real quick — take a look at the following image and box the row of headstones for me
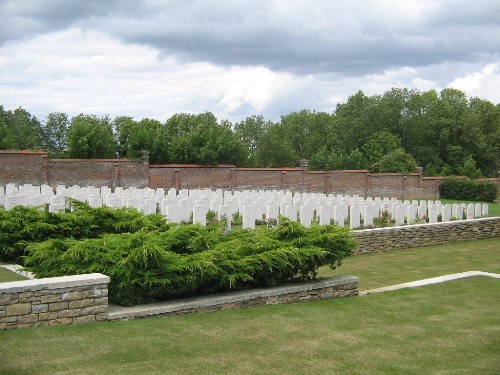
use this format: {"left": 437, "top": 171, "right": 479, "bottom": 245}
{"left": 0, "top": 184, "right": 489, "bottom": 230}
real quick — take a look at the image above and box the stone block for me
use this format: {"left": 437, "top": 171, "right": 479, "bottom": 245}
{"left": 94, "top": 297, "right": 108, "bottom": 306}
{"left": 68, "top": 298, "right": 95, "bottom": 309}
{"left": 82, "top": 288, "right": 107, "bottom": 299}
{"left": 6, "top": 303, "right": 31, "bottom": 316}
{"left": 73, "top": 315, "right": 96, "bottom": 324}
{"left": 19, "top": 295, "right": 42, "bottom": 303}
{"left": 40, "top": 294, "right": 62, "bottom": 304}
{"left": 96, "top": 313, "right": 108, "bottom": 321}
{"left": 39, "top": 311, "right": 59, "bottom": 321}
{"left": 18, "top": 314, "right": 39, "bottom": 324}
{"left": 48, "top": 318, "right": 72, "bottom": 326}
{"left": 31, "top": 304, "right": 49, "bottom": 313}
{"left": 48, "top": 302, "right": 68, "bottom": 311}
{"left": 0, "top": 316, "right": 18, "bottom": 323}
{"left": 0, "top": 294, "right": 18, "bottom": 305}
{"left": 61, "top": 291, "right": 83, "bottom": 301}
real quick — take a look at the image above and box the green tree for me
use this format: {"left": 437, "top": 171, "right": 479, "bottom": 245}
{"left": 42, "top": 112, "right": 69, "bottom": 157}
{"left": 67, "top": 114, "right": 116, "bottom": 158}
{"left": 5, "top": 107, "right": 43, "bottom": 150}
{"left": 362, "top": 131, "right": 402, "bottom": 168}
{"left": 371, "top": 148, "right": 418, "bottom": 174}
{"left": 0, "top": 106, "right": 15, "bottom": 149}
{"left": 257, "top": 123, "right": 298, "bottom": 168}
{"left": 234, "top": 115, "right": 271, "bottom": 167}
{"left": 113, "top": 116, "right": 136, "bottom": 159}
{"left": 163, "top": 112, "right": 247, "bottom": 165}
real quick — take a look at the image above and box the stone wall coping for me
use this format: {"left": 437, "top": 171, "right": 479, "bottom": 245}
{"left": 108, "top": 275, "right": 358, "bottom": 320}
{"left": 353, "top": 217, "right": 500, "bottom": 234}
{"left": 0, "top": 273, "right": 110, "bottom": 294}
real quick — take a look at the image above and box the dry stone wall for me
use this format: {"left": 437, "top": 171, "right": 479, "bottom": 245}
{"left": 0, "top": 273, "right": 109, "bottom": 330}
{"left": 353, "top": 217, "right": 500, "bottom": 253}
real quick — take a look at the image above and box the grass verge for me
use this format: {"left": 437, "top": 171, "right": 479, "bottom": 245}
{"left": 0, "top": 267, "right": 27, "bottom": 283}
{"left": 1, "top": 277, "right": 498, "bottom": 375}
{"left": 319, "top": 238, "right": 500, "bottom": 290}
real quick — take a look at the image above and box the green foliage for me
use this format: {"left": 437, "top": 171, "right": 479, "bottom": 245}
{"left": 0, "top": 201, "right": 171, "bottom": 263}
{"left": 371, "top": 148, "right": 418, "bottom": 174}
{"left": 42, "top": 112, "right": 69, "bottom": 157}
{"left": 439, "top": 178, "right": 497, "bottom": 202}
{"left": 67, "top": 114, "right": 116, "bottom": 158}
{"left": 4, "top": 85, "right": 500, "bottom": 176}
{"left": 23, "top": 217, "right": 356, "bottom": 306}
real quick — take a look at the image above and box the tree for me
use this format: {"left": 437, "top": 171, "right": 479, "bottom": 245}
{"left": 67, "top": 114, "right": 116, "bottom": 158}
{"left": 371, "top": 148, "right": 418, "bottom": 174}
{"left": 234, "top": 115, "right": 271, "bottom": 167}
{"left": 257, "top": 123, "right": 298, "bottom": 167}
{"left": 113, "top": 116, "right": 136, "bottom": 159}
{"left": 0, "top": 106, "right": 15, "bottom": 149}
{"left": 5, "top": 107, "right": 43, "bottom": 150}
{"left": 42, "top": 112, "right": 69, "bottom": 157}
{"left": 163, "top": 112, "right": 247, "bottom": 165}
{"left": 361, "top": 131, "right": 402, "bottom": 169}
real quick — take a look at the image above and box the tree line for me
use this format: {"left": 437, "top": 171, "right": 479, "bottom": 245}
{"left": 1, "top": 87, "right": 499, "bottom": 177}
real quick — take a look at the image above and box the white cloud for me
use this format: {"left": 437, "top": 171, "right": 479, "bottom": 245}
{"left": 0, "top": 1, "right": 499, "bottom": 124}
{"left": 0, "top": 28, "right": 300, "bottom": 122}
{"left": 449, "top": 64, "right": 500, "bottom": 101}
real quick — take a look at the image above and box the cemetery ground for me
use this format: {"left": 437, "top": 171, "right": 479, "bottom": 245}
{"left": 1, "top": 238, "right": 499, "bottom": 374}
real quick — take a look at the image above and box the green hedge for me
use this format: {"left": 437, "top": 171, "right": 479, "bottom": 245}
{"left": 0, "top": 200, "right": 171, "bottom": 263}
{"left": 439, "top": 178, "right": 497, "bottom": 202}
{"left": 23, "top": 218, "right": 356, "bottom": 306}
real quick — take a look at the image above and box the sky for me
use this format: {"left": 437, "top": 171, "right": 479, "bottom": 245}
{"left": 1, "top": 0, "right": 499, "bottom": 124}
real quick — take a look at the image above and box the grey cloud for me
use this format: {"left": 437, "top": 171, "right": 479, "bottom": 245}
{"left": 0, "top": 0, "right": 120, "bottom": 44}
{"left": 2, "top": 0, "right": 499, "bottom": 78}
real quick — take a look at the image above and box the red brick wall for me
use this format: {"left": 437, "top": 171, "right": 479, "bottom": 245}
{"left": 150, "top": 165, "right": 233, "bottom": 190}
{"left": 0, "top": 151, "right": 148, "bottom": 188}
{"left": 328, "top": 171, "right": 369, "bottom": 196}
{"left": 0, "top": 151, "right": 47, "bottom": 185}
{"left": 48, "top": 159, "right": 148, "bottom": 188}
{"left": 7, "top": 151, "right": 491, "bottom": 199}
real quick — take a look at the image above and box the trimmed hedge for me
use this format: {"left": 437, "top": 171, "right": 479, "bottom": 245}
{"left": 0, "top": 200, "right": 171, "bottom": 263}
{"left": 439, "top": 178, "right": 497, "bottom": 202}
{"left": 23, "top": 218, "right": 356, "bottom": 306}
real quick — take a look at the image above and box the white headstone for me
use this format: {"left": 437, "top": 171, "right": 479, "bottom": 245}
{"left": 193, "top": 205, "right": 207, "bottom": 226}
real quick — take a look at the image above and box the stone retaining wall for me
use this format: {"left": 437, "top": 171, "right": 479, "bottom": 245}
{"left": 107, "top": 275, "right": 359, "bottom": 321}
{"left": 353, "top": 217, "right": 500, "bottom": 253}
{"left": 0, "top": 273, "right": 109, "bottom": 330}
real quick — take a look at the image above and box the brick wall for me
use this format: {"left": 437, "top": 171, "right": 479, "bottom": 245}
{"left": 0, "top": 151, "right": 148, "bottom": 188}
{"left": 48, "top": 159, "right": 148, "bottom": 188}
{"left": 352, "top": 217, "right": 500, "bottom": 253}
{"left": 0, "top": 151, "right": 48, "bottom": 185}
{"left": 0, "top": 273, "right": 109, "bottom": 330}
{"left": 2, "top": 151, "right": 499, "bottom": 198}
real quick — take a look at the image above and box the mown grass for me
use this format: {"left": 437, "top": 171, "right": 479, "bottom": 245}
{"left": 0, "top": 267, "right": 27, "bottom": 283}
{"left": 1, "top": 277, "right": 498, "bottom": 374}
{"left": 319, "top": 237, "right": 500, "bottom": 290}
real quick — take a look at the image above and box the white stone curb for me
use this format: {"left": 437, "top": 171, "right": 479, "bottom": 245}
{"left": 360, "top": 271, "right": 500, "bottom": 296}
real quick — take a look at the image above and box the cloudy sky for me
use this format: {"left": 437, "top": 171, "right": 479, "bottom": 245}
{"left": 1, "top": 0, "right": 499, "bottom": 123}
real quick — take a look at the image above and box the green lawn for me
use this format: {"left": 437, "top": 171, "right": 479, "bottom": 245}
{"left": 1, "top": 238, "right": 499, "bottom": 374}
{"left": 0, "top": 267, "right": 27, "bottom": 283}
{"left": 1, "top": 277, "right": 498, "bottom": 374}
{"left": 319, "top": 238, "right": 500, "bottom": 290}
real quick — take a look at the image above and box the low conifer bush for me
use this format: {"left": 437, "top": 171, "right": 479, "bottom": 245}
{"left": 0, "top": 200, "right": 171, "bottom": 263}
{"left": 23, "top": 217, "right": 356, "bottom": 306}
